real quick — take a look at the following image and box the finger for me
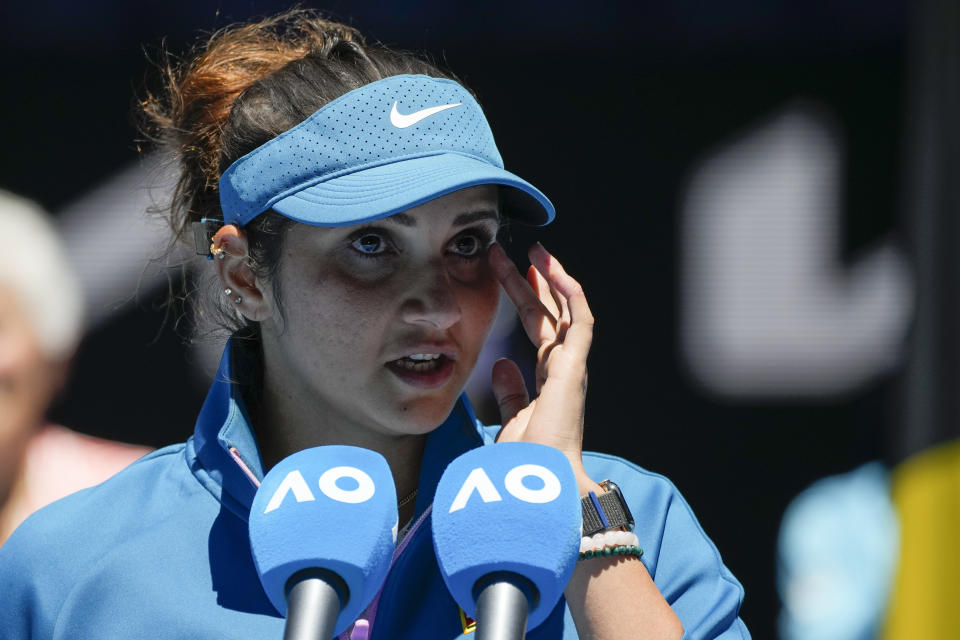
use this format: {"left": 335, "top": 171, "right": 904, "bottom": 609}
{"left": 527, "top": 265, "right": 561, "bottom": 320}
{"left": 491, "top": 358, "right": 530, "bottom": 426}
{"left": 546, "top": 277, "right": 571, "bottom": 342}
{"left": 528, "top": 256, "right": 571, "bottom": 342}
{"left": 489, "top": 243, "right": 557, "bottom": 345}
{"left": 529, "top": 243, "right": 594, "bottom": 354}
{"left": 531, "top": 263, "right": 570, "bottom": 342}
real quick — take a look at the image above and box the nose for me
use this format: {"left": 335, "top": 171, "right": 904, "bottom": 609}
{"left": 400, "top": 261, "right": 461, "bottom": 330}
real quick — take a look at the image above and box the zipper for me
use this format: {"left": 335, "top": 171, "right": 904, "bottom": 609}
{"left": 341, "top": 505, "right": 434, "bottom": 640}
{"left": 228, "top": 446, "right": 261, "bottom": 488}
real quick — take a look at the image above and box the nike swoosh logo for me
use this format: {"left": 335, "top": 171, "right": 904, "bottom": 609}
{"left": 390, "top": 101, "right": 462, "bottom": 128}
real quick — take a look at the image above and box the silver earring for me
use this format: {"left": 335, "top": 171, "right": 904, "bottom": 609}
{"left": 235, "top": 296, "right": 243, "bottom": 304}
{"left": 224, "top": 288, "right": 232, "bottom": 296}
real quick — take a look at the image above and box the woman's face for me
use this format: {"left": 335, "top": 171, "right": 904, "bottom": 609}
{"left": 257, "top": 186, "right": 501, "bottom": 440}
{"left": 0, "top": 285, "right": 60, "bottom": 496}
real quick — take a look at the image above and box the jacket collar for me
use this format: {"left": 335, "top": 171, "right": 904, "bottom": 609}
{"left": 190, "top": 338, "right": 485, "bottom": 520}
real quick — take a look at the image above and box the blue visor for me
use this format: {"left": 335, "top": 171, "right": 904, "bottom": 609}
{"left": 219, "top": 74, "right": 554, "bottom": 227}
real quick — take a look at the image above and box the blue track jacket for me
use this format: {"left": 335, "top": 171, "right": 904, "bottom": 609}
{"left": 0, "top": 344, "right": 749, "bottom": 639}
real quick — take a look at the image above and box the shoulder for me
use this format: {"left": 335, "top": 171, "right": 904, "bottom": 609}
{"left": 581, "top": 451, "right": 720, "bottom": 569}
{"left": 581, "top": 451, "right": 710, "bottom": 537}
{"left": 18, "top": 425, "right": 153, "bottom": 516}
{"left": 1, "top": 442, "right": 192, "bottom": 564}
{"left": 471, "top": 428, "right": 750, "bottom": 638}
{"left": 0, "top": 442, "right": 217, "bottom": 638}
{"left": 582, "top": 451, "right": 751, "bottom": 640}
{"left": 3, "top": 442, "right": 205, "bottom": 558}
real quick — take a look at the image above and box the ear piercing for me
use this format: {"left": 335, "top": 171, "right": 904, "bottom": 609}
{"left": 223, "top": 288, "right": 242, "bottom": 304}
{"left": 224, "top": 288, "right": 232, "bottom": 296}
{"left": 235, "top": 296, "right": 243, "bottom": 304}
{"left": 209, "top": 243, "right": 227, "bottom": 260}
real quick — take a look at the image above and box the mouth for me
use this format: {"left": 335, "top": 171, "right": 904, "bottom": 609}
{"left": 385, "top": 353, "right": 456, "bottom": 389}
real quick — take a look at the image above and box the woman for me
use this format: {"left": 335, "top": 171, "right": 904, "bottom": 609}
{"left": 0, "top": 10, "right": 748, "bottom": 639}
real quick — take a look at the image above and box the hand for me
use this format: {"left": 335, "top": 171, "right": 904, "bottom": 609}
{"left": 487, "top": 242, "right": 598, "bottom": 491}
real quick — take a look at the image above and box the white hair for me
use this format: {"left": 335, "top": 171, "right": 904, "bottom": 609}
{"left": 0, "top": 190, "right": 84, "bottom": 360}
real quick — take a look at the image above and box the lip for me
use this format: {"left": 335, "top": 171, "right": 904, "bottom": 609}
{"left": 385, "top": 343, "right": 459, "bottom": 363}
{"left": 385, "top": 355, "right": 456, "bottom": 389}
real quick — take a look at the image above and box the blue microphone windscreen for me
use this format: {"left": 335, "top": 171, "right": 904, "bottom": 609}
{"left": 249, "top": 445, "right": 398, "bottom": 633}
{"left": 431, "top": 442, "right": 581, "bottom": 629}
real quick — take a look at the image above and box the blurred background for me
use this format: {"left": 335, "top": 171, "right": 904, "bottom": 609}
{"left": 3, "top": 0, "right": 958, "bottom": 637}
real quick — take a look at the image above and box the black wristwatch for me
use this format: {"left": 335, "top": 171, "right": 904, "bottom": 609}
{"left": 581, "top": 479, "right": 634, "bottom": 537}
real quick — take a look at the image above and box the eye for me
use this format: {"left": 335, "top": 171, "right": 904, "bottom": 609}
{"left": 451, "top": 234, "right": 480, "bottom": 257}
{"left": 351, "top": 232, "right": 388, "bottom": 255}
{"left": 448, "top": 227, "right": 494, "bottom": 260}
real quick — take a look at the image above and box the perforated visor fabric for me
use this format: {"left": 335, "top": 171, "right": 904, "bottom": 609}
{"left": 271, "top": 153, "right": 550, "bottom": 226}
{"left": 219, "top": 74, "right": 554, "bottom": 227}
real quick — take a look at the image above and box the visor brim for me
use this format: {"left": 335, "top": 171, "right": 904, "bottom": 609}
{"left": 270, "top": 153, "right": 554, "bottom": 227}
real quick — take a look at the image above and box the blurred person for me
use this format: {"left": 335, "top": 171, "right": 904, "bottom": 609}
{"left": 0, "top": 190, "right": 150, "bottom": 544}
{"left": 0, "top": 10, "right": 748, "bottom": 639}
{"left": 777, "top": 463, "right": 898, "bottom": 640}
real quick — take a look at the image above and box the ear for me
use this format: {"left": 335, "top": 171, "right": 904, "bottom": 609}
{"left": 211, "top": 225, "right": 273, "bottom": 322}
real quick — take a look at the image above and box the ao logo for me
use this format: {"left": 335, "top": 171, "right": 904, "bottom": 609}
{"left": 448, "top": 464, "right": 562, "bottom": 513}
{"left": 264, "top": 466, "right": 375, "bottom": 513}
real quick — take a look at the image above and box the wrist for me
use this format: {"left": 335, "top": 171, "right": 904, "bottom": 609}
{"left": 574, "top": 471, "right": 602, "bottom": 496}
{"left": 579, "top": 478, "right": 635, "bottom": 538}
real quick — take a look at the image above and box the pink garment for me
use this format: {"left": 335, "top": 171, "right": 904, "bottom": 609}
{"left": 1, "top": 425, "right": 151, "bottom": 543}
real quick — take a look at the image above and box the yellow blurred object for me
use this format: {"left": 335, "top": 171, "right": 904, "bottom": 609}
{"left": 883, "top": 439, "right": 960, "bottom": 639}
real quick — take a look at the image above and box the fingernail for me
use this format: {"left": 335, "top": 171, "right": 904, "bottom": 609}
{"left": 532, "top": 241, "right": 552, "bottom": 259}
{"left": 531, "top": 242, "right": 551, "bottom": 265}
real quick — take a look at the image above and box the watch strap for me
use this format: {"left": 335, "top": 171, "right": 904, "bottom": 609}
{"left": 581, "top": 480, "right": 634, "bottom": 536}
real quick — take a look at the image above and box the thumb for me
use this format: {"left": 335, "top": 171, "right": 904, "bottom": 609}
{"left": 491, "top": 358, "right": 530, "bottom": 427}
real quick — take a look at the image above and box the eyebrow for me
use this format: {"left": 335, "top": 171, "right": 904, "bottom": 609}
{"left": 382, "top": 209, "right": 500, "bottom": 228}
{"left": 453, "top": 209, "right": 500, "bottom": 226}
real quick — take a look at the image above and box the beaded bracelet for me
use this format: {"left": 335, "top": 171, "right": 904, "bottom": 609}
{"left": 578, "top": 530, "right": 643, "bottom": 561}
{"left": 579, "top": 545, "right": 643, "bottom": 561}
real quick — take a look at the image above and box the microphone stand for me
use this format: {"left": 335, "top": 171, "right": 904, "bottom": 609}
{"left": 284, "top": 568, "right": 349, "bottom": 640}
{"left": 473, "top": 572, "right": 540, "bottom": 640}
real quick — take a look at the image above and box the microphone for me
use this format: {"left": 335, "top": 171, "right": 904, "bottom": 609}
{"left": 249, "top": 446, "right": 398, "bottom": 640}
{"left": 432, "top": 442, "right": 581, "bottom": 639}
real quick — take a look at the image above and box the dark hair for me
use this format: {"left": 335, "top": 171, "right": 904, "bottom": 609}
{"left": 140, "top": 8, "right": 466, "bottom": 336}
